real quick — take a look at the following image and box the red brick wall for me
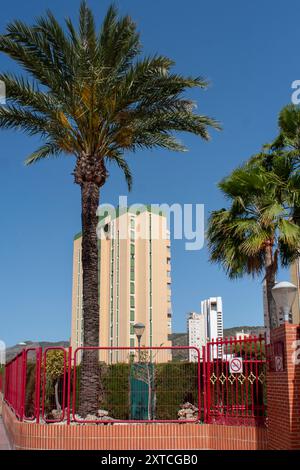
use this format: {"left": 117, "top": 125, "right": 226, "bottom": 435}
{"left": 267, "top": 323, "right": 300, "bottom": 450}
{"left": 2, "top": 402, "right": 267, "bottom": 450}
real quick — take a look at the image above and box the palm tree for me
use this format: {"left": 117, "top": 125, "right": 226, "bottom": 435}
{"left": 207, "top": 157, "right": 300, "bottom": 330}
{"left": 270, "top": 104, "right": 300, "bottom": 153}
{"left": 0, "top": 1, "right": 220, "bottom": 415}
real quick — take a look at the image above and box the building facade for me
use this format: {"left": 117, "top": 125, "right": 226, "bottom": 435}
{"left": 71, "top": 207, "right": 172, "bottom": 363}
{"left": 187, "top": 297, "right": 224, "bottom": 360}
{"left": 187, "top": 312, "right": 206, "bottom": 362}
{"left": 235, "top": 330, "right": 250, "bottom": 340}
{"left": 201, "top": 297, "right": 224, "bottom": 342}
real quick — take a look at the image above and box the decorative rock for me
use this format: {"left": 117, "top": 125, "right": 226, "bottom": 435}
{"left": 178, "top": 402, "right": 198, "bottom": 421}
{"left": 51, "top": 409, "right": 62, "bottom": 420}
{"left": 85, "top": 414, "right": 98, "bottom": 421}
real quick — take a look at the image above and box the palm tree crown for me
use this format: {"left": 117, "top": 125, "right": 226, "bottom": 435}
{"left": 207, "top": 155, "right": 300, "bottom": 328}
{"left": 0, "top": 1, "right": 219, "bottom": 186}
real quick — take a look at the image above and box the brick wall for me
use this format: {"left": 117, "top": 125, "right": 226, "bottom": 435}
{"left": 267, "top": 323, "right": 300, "bottom": 450}
{"left": 2, "top": 402, "right": 267, "bottom": 450}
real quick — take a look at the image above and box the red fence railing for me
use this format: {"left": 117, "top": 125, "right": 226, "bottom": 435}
{"left": 3, "top": 338, "right": 267, "bottom": 426}
{"left": 204, "top": 336, "right": 267, "bottom": 426}
{"left": 4, "top": 351, "right": 26, "bottom": 419}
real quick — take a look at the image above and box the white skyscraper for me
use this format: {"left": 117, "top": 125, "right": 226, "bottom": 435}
{"left": 201, "top": 297, "right": 223, "bottom": 359}
{"left": 201, "top": 297, "right": 223, "bottom": 340}
{"left": 187, "top": 297, "right": 224, "bottom": 360}
{"left": 187, "top": 312, "right": 206, "bottom": 361}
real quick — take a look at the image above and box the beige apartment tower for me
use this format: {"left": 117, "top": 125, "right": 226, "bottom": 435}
{"left": 71, "top": 207, "right": 172, "bottom": 362}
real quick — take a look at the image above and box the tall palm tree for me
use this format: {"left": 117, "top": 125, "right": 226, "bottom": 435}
{"left": 207, "top": 157, "right": 300, "bottom": 330}
{"left": 0, "top": 1, "right": 220, "bottom": 415}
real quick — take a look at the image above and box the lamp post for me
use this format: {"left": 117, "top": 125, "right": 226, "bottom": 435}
{"left": 134, "top": 322, "right": 145, "bottom": 362}
{"left": 271, "top": 281, "right": 297, "bottom": 325}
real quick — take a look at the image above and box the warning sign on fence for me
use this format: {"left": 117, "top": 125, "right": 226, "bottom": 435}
{"left": 229, "top": 357, "right": 243, "bottom": 374}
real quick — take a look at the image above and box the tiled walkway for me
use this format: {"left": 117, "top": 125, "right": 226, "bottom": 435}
{"left": 0, "top": 418, "right": 11, "bottom": 450}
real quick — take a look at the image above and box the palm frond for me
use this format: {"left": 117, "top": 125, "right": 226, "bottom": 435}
{"left": 25, "top": 142, "right": 63, "bottom": 165}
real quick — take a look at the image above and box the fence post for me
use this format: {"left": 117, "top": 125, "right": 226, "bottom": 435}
{"left": 67, "top": 347, "right": 72, "bottom": 425}
{"left": 20, "top": 349, "right": 27, "bottom": 422}
{"left": 35, "top": 347, "right": 42, "bottom": 424}
{"left": 202, "top": 345, "right": 206, "bottom": 423}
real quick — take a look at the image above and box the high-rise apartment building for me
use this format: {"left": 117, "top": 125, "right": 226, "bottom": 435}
{"left": 187, "top": 297, "right": 224, "bottom": 360}
{"left": 71, "top": 207, "right": 172, "bottom": 363}
{"left": 187, "top": 312, "right": 206, "bottom": 362}
{"left": 201, "top": 297, "right": 223, "bottom": 342}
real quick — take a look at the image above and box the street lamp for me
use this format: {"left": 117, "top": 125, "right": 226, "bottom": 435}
{"left": 134, "top": 322, "right": 145, "bottom": 362}
{"left": 271, "top": 281, "right": 297, "bottom": 324}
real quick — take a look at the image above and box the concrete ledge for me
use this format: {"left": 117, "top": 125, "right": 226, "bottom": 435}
{"left": 2, "top": 402, "right": 267, "bottom": 450}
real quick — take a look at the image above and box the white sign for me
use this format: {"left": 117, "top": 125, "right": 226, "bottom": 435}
{"left": 275, "top": 355, "right": 283, "bottom": 372}
{"left": 229, "top": 357, "right": 243, "bottom": 374}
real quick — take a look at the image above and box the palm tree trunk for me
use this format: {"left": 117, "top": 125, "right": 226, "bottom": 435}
{"left": 265, "top": 242, "right": 277, "bottom": 330}
{"left": 54, "top": 380, "right": 61, "bottom": 412}
{"left": 78, "top": 181, "right": 100, "bottom": 417}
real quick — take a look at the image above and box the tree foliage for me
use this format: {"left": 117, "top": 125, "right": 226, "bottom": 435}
{"left": 0, "top": 1, "right": 220, "bottom": 187}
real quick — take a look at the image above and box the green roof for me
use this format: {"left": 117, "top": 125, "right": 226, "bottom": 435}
{"left": 74, "top": 205, "right": 166, "bottom": 239}
{"left": 73, "top": 232, "right": 82, "bottom": 240}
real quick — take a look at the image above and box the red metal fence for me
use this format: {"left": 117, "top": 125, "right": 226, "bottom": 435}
{"left": 5, "top": 351, "right": 25, "bottom": 419}
{"left": 204, "top": 336, "right": 267, "bottom": 426}
{"left": 3, "top": 338, "right": 267, "bottom": 426}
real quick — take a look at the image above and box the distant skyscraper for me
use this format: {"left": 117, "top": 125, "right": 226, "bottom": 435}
{"left": 71, "top": 207, "right": 172, "bottom": 363}
{"left": 187, "top": 312, "right": 206, "bottom": 362}
{"left": 201, "top": 297, "right": 223, "bottom": 342}
{"left": 187, "top": 297, "right": 224, "bottom": 360}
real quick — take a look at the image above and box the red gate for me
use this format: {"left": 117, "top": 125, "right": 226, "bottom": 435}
{"left": 204, "top": 335, "right": 266, "bottom": 426}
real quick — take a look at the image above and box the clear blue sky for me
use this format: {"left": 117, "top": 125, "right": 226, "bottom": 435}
{"left": 0, "top": 0, "right": 298, "bottom": 346}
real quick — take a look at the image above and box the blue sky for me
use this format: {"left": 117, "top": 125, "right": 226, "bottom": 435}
{"left": 0, "top": 0, "right": 298, "bottom": 346}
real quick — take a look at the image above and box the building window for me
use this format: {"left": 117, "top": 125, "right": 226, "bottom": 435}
{"left": 130, "top": 338, "right": 135, "bottom": 348}
{"left": 130, "top": 282, "right": 135, "bottom": 294}
{"left": 130, "top": 310, "right": 135, "bottom": 321}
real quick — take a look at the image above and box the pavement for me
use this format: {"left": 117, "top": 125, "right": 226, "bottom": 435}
{"left": 0, "top": 418, "right": 11, "bottom": 450}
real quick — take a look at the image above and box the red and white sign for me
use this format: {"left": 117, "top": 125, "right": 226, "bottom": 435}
{"left": 229, "top": 357, "right": 243, "bottom": 374}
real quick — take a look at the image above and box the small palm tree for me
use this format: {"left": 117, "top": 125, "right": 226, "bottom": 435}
{"left": 0, "top": 2, "right": 220, "bottom": 415}
{"left": 207, "top": 157, "right": 300, "bottom": 330}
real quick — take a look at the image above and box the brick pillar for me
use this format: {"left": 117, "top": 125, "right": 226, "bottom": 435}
{"left": 267, "top": 323, "right": 300, "bottom": 450}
